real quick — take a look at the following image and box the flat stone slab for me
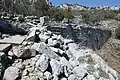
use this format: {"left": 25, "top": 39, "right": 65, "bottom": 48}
{"left": 0, "top": 35, "right": 26, "bottom": 45}
{"left": 0, "top": 44, "right": 11, "bottom": 52}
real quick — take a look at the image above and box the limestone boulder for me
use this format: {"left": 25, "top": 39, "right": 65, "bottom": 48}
{"left": 48, "top": 38, "right": 61, "bottom": 48}
{"left": 44, "top": 71, "right": 52, "bottom": 80}
{"left": 12, "top": 45, "right": 36, "bottom": 58}
{"left": 36, "top": 54, "right": 49, "bottom": 72}
{"left": 3, "top": 66, "right": 21, "bottom": 80}
{"left": 50, "top": 59, "right": 63, "bottom": 80}
{"left": 31, "top": 42, "right": 59, "bottom": 59}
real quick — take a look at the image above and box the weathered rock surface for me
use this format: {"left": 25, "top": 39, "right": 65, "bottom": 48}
{"left": 44, "top": 71, "right": 52, "bottom": 80}
{"left": 68, "top": 74, "right": 79, "bottom": 80}
{"left": 0, "top": 35, "right": 26, "bottom": 45}
{"left": 12, "top": 45, "right": 36, "bottom": 58}
{"left": 39, "top": 31, "right": 50, "bottom": 43}
{"left": 36, "top": 54, "right": 49, "bottom": 72}
{"left": 0, "top": 44, "right": 11, "bottom": 52}
{"left": 3, "top": 66, "right": 21, "bottom": 80}
{"left": 50, "top": 59, "right": 63, "bottom": 80}
{"left": 32, "top": 42, "right": 59, "bottom": 59}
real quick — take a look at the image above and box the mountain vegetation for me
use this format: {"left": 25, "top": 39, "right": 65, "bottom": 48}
{"left": 0, "top": 0, "right": 73, "bottom": 21}
{"left": 74, "top": 10, "right": 120, "bottom": 25}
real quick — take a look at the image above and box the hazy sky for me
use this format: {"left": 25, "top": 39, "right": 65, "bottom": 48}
{"left": 49, "top": 0, "right": 120, "bottom": 7}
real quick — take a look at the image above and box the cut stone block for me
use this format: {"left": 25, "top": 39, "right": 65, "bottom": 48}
{"left": 0, "top": 35, "right": 26, "bottom": 45}
{"left": 0, "top": 44, "right": 11, "bottom": 52}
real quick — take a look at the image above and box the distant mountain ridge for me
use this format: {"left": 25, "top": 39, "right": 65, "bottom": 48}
{"left": 59, "top": 4, "right": 87, "bottom": 10}
{"left": 59, "top": 3, "right": 120, "bottom": 11}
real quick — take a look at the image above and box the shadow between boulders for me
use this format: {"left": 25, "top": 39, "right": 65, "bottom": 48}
{"left": 0, "top": 19, "right": 28, "bottom": 36}
{"left": 1, "top": 54, "right": 13, "bottom": 78}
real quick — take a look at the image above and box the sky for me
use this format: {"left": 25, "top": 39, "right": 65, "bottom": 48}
{"left": 49, "top": 0, "right": 120, "bottom": 7}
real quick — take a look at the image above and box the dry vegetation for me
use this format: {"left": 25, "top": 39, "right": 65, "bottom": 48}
{"left": 72, "top": 9, "right": 120, "bottom": 25}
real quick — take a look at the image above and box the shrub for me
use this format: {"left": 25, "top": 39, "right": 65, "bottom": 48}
{"left": 103, "top": 10, "right": 116, "bottom": 19}
{"left": 115, "top": 26, "right": 120, "bottom": 39}
{"left": 115, "top": 14, "right": 120, "bottom": 21}
{"left": 53, "top": 9, "right": 64, "bottom": 21}
{"left": 34, "top": 0, "right": 50, "bottom": 17}
{"left": 63, "top": 10, "right": 73, "bottom": 19}
{"left": 49, "top": 8, "right": 73, "bottom": 21}
{"left": 78, "top": 10, "right": 118, "bottom": 25}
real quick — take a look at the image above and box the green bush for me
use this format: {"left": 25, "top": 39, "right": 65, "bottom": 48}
{"left": 115, "top": 26, "right": 120, "bottom": 39}
{"left": 115, "top": 14, "right": 120, "bottom": 21}
{"left": 103, "top": 10, "right": 116, "bottom": 19}
{"left": 63, "top": 10, "right": 73, "bottom": 19}
{"left": 48, "top": 8, "right": 73, "bottom": 21}
{"left": 34, "top": 0, "right": 50, "bottom": 17}
{"left": 54, "top": 9, "right": 64, "bottom": 21}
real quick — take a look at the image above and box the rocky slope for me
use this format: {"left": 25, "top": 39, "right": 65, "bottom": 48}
{"left": 0, "top": 14, "right": 119, "bottom": 80}
{"left": 98, "top": 38, "right": 120, "bottom": 74}
{"left": 95, "top": 20, "right": 120, "bottom": 76}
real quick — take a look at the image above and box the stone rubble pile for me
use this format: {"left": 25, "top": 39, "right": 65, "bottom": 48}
{"left": 0, "top": 14, "right": 119, "bottom": 80}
